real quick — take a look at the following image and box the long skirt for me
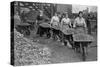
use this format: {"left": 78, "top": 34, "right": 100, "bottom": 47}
{"left": 61, "top": 25, "right": 74, "bottom": 46}
{"left": 74, "top": 27, "right": 87, "bottom": 34}
{"left": 73, "top": 27, "right": 89, "bottom": 49}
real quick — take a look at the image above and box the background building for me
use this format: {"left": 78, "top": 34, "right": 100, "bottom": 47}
{"left": 57, "top": 4, "right": 72, "bottom": 18}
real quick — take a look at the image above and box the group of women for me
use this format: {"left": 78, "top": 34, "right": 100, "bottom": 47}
{"left": 36, "top": 10, "right": 88, "bottom": 48}
{"left": 51, "top": 11, "right": 87, "bottom": 31}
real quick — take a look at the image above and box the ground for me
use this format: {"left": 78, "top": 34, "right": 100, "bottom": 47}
{"left": 25, "top": 29, "right": 97, "bottom": 64}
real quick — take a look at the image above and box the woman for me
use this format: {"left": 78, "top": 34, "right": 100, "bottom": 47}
{"left": 60, "top": 12, "right": 72, "bottom": 47}
{"left": 50, "top": 12, "right": 60, "bottom": 27}
{"left": 73, "top": 11, "right": 87, "bottom": 34}
{"left": 61, "top": 12, "right": 72, "bottom": 30}
{"left": 50, "top": 12, "right": 60, "bottom": 40}
{"left": 73, "top": 11, "right": 88, "bottom": 51}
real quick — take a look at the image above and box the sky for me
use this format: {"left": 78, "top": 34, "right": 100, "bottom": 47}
{"left": 72, "top": 5, "right": 97, "bottom": 13}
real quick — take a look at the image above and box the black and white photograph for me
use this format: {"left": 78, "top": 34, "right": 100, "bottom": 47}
{"left": 11, "top": 1, "right": 97, "bottom": 66}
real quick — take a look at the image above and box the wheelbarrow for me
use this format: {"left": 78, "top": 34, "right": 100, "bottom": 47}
{"left": 73, "top": 33, "right": 94, "bottom": 61}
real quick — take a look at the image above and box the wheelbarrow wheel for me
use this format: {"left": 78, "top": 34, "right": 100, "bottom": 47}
{"left": 53, "top": 35, "right": 57, "bottom": 40}
{"left": 25, "top": 29, "right": 30, "bottom": 35}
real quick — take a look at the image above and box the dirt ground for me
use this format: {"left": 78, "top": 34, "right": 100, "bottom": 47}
{"left": 25, "top": 29, "right": 97, "bottom": 64}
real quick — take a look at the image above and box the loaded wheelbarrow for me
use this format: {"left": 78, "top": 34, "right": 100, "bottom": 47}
{"left": 73, "top": 33, "right": 94, "bottom": 61}
{"left": 39, "top": 23, "right": 51, "bottom": 38}
{"left": 61, "top": 28, "right": 75, "bottom": 47}
{"left": 51, "top": 25, "right": 61, "bottom": 41}
{"left": 16, "top": 23, "right": 31, "bottom": 36}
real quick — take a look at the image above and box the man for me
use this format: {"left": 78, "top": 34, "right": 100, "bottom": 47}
{"left": 86, "top": 14, "right": 91, "bottom": 34}
{"left": 36, "top": 10, "right": 45, "bottom": 36}
{"left": 36, "top": 10, "right": 51, "bottom": 38}
{"left": 20, "top": 11, "right": 27, "bottom": 23}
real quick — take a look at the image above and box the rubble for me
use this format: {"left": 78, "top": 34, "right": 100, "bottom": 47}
{"left": 14, "top": 29, "right": 51, "bottom": 66}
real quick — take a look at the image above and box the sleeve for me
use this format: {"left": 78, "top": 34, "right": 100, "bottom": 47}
{"left": 83, "top": 19, "right": 87, "bottom": 28}
{"left": 50, "top": 17, "right": 54, "bottom": 27}
{"left": 60, "top": 18, "right": 64, "bottom": 29}
{"left": 61, "top": 19, "right": 63, "bottom": 25}
{"left": 61, "top": 19, "right": 64, "bottom": 26}
{"left": 69, "top": 19, "right": 72, "bottom": 27}
{"left": 50, "top": 17, "right": 53, "bottom": 24}
{"left": 73, "top": 18, "right": 77, "bottom": 28}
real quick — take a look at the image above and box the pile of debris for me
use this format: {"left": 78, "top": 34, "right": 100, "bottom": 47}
{"left": 14, "top": 29, "right": 51, "bottom": 66}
